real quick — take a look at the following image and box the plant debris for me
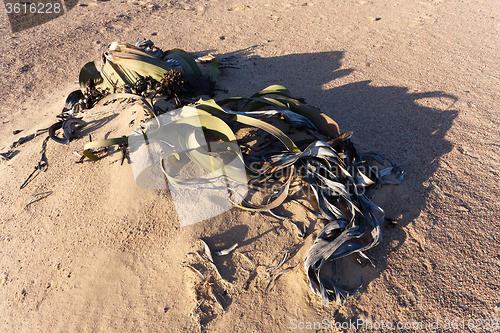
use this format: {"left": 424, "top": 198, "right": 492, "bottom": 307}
{"left": 181, "top": 262, "right": 205, "bottom": 279}
{"left": 265, "top": 267, "right": 294, "bottom": 293}
{"left": 210, "top": 289, "right": 225, "bottom": 311}
{"left": 200, "top": 239, "right": 214, "bottom": 263}
{"left": 215, "top": 243, "right": 239, "bottom": 256}
{"left": 25, "top": 191, "right": 53, "bottom": 208}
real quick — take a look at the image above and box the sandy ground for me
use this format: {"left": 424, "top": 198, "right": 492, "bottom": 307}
{"left": 0, "top": 0, "right": 499, "bottom": 332}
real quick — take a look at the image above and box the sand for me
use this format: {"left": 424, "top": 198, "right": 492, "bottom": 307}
{"left": 0, "top": 0, "right": 499, "bottom": 331}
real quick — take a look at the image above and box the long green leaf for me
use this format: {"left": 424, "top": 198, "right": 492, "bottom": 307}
{"left": 108, "top": 51, "right": 171, "bottom": 81}
{"left": 234, "top": 114, "right": 300, "bottom": 153}
{"left": 250, "top": 85, "right": 293, "bottom": 98}
{"left": 194, "top": 99, "right": 228, "bottom": 115}
{"left": 82, "top": 150, "right": 99, "bottom": 161}
{"left": 79, "top": 61, "right": 102, "bottom": 92}
{"left": 241, "top": 97, "right": 286, "bottom": 111}
{"left": 274, "top": 96, "right": 340, "bottom": 139}
{"left": 160, "top": 114, "right": 247, "bottom": 185}
{"left": 101, "top": 60, "right": 132, "bottom": 91}
{"left": 163, "top": 49, "right": 202, "bottom": 76}
{"left": 205, "top": 62, "right": 222, "bottom": 83}
{"left": 100, "top": 42, "right": 174, "bottom": 89}
{"left": 195, "top": 99, "right": 300, "bottom": 153}
{"left": 216, "top": 97, "right": 250, "bottom": 107}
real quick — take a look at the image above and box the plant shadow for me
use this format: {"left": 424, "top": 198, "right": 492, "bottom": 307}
{"left": 188, "top": 47, "right": 458, "bottom": 311}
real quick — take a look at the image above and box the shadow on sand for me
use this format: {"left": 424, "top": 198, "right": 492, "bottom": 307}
{"left": 190, "top": 46, "right": 458, "bottom": 318}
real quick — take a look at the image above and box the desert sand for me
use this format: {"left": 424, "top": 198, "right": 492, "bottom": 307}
{"left": 0, "top": 0, "right": 499, "bottom": 332}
